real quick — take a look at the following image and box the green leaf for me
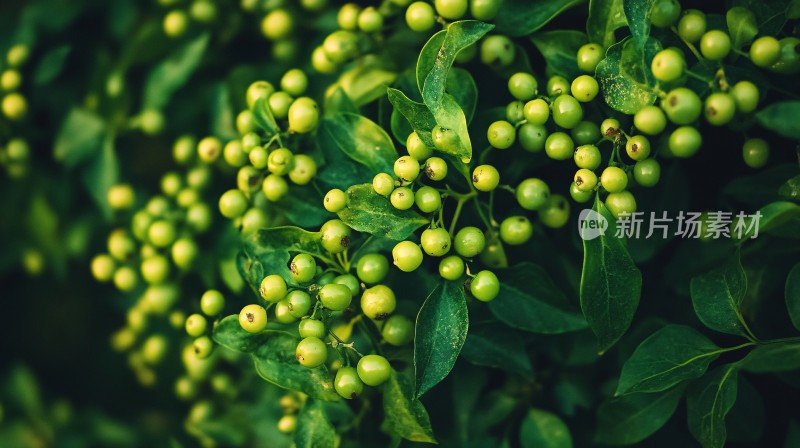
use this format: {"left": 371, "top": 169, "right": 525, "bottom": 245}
{"left": 251, "top": 332, "right": 339, "bottom": 401}
{"left": 382, "top": 371, "right": 437, "bottom": 443}
{"left": 33, "top": 45, "right": 71, "bottom": 85}
{"left": 690, "top": 250, "right": 751, "bottom": 337}
{"left": 447, "top": 68, "right": 478, "bottom": 124}
{"left": 736, "top": 201, "right": 800, "bottom": 241}
{"left": 460, "top": 322, "right": 533, "bottom": 375}
{"left": 756, "top": 101, "right": 800, "bottom": 140}
{"left": 596, "top": 37, "right": 660, "bottom": 114}
{"left": 320, "top": 112, "right": 398, "bottom": 175}
{"left": 336, "top": 184, "right": 427, "bottom": 241}
{"left": 619, "top": 36, "right": 661, "bottom": 87}
{"left": 790, "top": 0, "right": 800, "bottom": 19}
{"left": 587, "top": 0, "right": 628, "bottom": 49}
{"left": 617, "top": 325, "right": 723, "bottom": 395}
{"left": 212, "top": 315, "right": 271, "bottom": 352}
{"left": 623, "top": 0, "right": 654, "bottom": 49}
{"left": 740, "top": 341, "right": 800, "bottom": 373}
{"left": 779, "top": 175, "right": 800, "bottom": 201}
{"left": 420, "top": 21, "right": 493, "bottom": 110}
{"left": 295, "top": 400, "right": 337, "bottom": 448}
{"left": 416, "top": 31, "right": 446, "bottom": 94}
{"left": 687, "top": 364, "right": 740, "bottom": 448}
{"left": 594, "top": 385, "right": 685, "bottom": 445}
{"left": 81, "top": 131, "right": 119, "bottom": 220}
{"left": 324, "top": 87, "right": 359, "bottom": 116}
{"left": 488, "top": 262, "right": 587, "bottom": 334}
{"left": 531, "top": 31, "right": 588, "bottom": 80}
{"left": 726, "top": 7, "right": 759, "bottom": 50}
{"left": 387, "top": 87, "right": 437, "bottom": 150}
{"left": 433, "top": 93, "right": 473, "bottom": 163}
{"left": 251, "top": 97, "right": 280, "bottom": 136}
{"left": 143, "top": 33, "right": 209, "bottom": 110}
{"left": 731, "top": 0, "right": 789, "bottom": 34}
{"left": 520, "top": 408, "right": 573, "bottom": 448}
{"left": 580, "top": 195, "right": 642, "bottom": 353}
{"left": 414, "top": 281, "right": 469, "bottom": 399}
{"left": 53, "top": 108, "right": 106, "bottom": 168}
{"left": 240, "top": 226, "right": 326, "bottom": 288}
{"left": 788, "top": 263, "right": 800, "bottom": 331}
{"left": 338, "top": 64, "right": 397, "bottom": 107}
{"left": 275, "top": 186, "right": 328, "bottom": 228}
{"left": 494, "top": 0, "right": 584, "bottom": 37}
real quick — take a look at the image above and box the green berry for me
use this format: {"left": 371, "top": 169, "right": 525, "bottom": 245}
{"left": 108, "top": 184, "right": 135, "bottom": 210}
{"left": 633, "top": 159, "right": 661, "bottom": 187}
{"left": 261, "top": 9, "right": 294, "bottom": 40}
{"left": 289, "top": 155, "right": 317, "bottom": 185}
{"left": 662, "top": 87, "right": 702, "bottom": 125}
{"left": 424, "top": 157, "right": 448, "bottom": 181}
{"left": 356, "top": 253, "right": 389, "bottom": 284}
{"left": 268, "top": 148, "right": 295, "bottom": 176}
{"left": 470, "top": 0, "right": 500, "bottom": 21}
{"left": 677, "top": 9, "right": 706, "bottom": 43}
{"left": 574, "top": 144, "right": 601, "bottom": 170}
{"left": 200, "top": 290, "right": 225, "bottom": 316}
{"left": 262, "top": 174, "right": 289, "bottom": 202}
{"left": 487, "top": 120, "right": 516, "bottom": 149}
{"left": 321, "top": 219, "right": 352, "bottom": 254}
{"left": 361, "top": 284, "right": 396, "bottom": 320}
{"left": 480, "top": 35, "right": 515, "bottom": 67}
{"left": 574, "top": 168, "right": 598, "bottom": 192}
{"left": 333, "top": 274, "right": 360, "bottom": 297}
{"left": 704, "top": 92, "right": 736, "bottom": 126}
{"left": 186, "top": 313, "right": 208, "bottom": 337}
{"left": 260, "top": 275, "right": 288, "bottom": 303}
{"left": 749, "top": 36, "right": 781, "bottom": 67}
{"left": 523, "top": 98, "right": 550, "bottom": 125}
{"left": 551, "top": 94, "right": 583, "bottom": 129}
{"left": 219, "top": 189, "right": 248, "bottom": 219}
{"left": 545, "top": 131, "right": 574, "bottom": 160}
{"left": 438, "top": 255, "right": 465, "bottom": 280}
{"left": 246, "top": 81, "right": 275, "bottom": 109}
{"left": 432, "top": 126, "right": 460, "bottom": 153}
{"left": 392, "top": 241, "right": 424, "bottom": 272}
{"left": 141, "top": 254, "right": 171, "bottom": 284}
{"left": 382, "top": 315, "right": 414, "bottom": 346}
{"left": 668, "top": 126, "right": 702, "bottom": 157}
{"left": 499, "top": 216, "right": 532, "bottom": 245}
{"left": 1, "top": 93, "right": 26, "bottom": 121}
{"left": 269, "top": 91, "right": 293, "bottom": 119}
{"left": 650, "top": 0, "right": 681, "bottom": 28}
{"left": 114, "top": 266, "right": 138, "bottom": 291}
{"left": 288, "top": 97, "right": 319, "bottom": 134}
{"left": 577, "top": 43, "right": 603, "bottom": 73}
{"left": 335, "top": 366, "right": 364, "bottom": 399}
{"left": 634, "top": 105, "right": 667, "bottom": 135}
{"left": 421, "top": 227, "right": 451, "bottom": 256}
{"left": 570, "top": 182, "right": 594, "bottom": 203}
{"left": 299, "top": 319, "right": 327, "bottom": 339}
{"left": 91, "top": 254, "right": 116, "bottom": 282}
{"left": 730, "top": 81, "right": 759, "bottom": 114}
{"left": 148, "top": 220, "right": 176, "bottom": 248}
{"left": 407, "top": 132, "right": 433, "bottom": 161}
{"left": 742, "top": 138, "right": 769, "bottom": 168}
{"left": 390, "top": 187, "right": 415, "bottom": 210}
{"left": 570, "top": 121, "right": 601, "bottom": 146}
{"left": 324, "top": 189, "right": 347, "bottom": 213}
{"left": 651, "top": 48, "right": 685, "bottom": 83}
{"left": 700, "top": 30, "right": 731, "bottom": 61}
{"left": 570, "top": 75, "right": 599, "bottom": 102}
{"left": 224, "top": 140, "right": 248, "bottom": 167}
{"left": 508, "top": 72, "right": 538, "bottom": 101}
{"left": 472, "top": 165, "right": 500, "bottom": 192}
{"left": 197, "top": 136, "right": 222, "bottom": 163}
{"left": 470, "top": 270, "right": 500, "bottom": 302}
{"left": 454, "top": 226, "right": 485, "bottom": 258}
{"left": 600, "top": 118, "right": 621, "bottom": 140}
{"left": 319, "top": 283, "right": 352, "bottom": 311}
{"left": 373, "top": 173, "right": 395, "bottom": 196}
{"left": 337, "top": 3, "right": 361, "bottom": 30}
{"left": 295, "top": 337, "right": 327, "bottom": 367}
{"left": 516, "top": 178, "right": 550, "bottom": 210}
{"left": 538, "top": 194, "right": 570, "bottom": 229}
{"left": 406, "top": 2, "right": 436, "bottom": 32}
{"left": 547, "top": 76, "right": 570, "bottom": 96}
{"left": 394, "top": 155, "right": 420, "bottom": 182}
{"left": 601, "top": 166, "right": 628, "bottom": 193}
{"left": 435, "top": 0, "right": 468, "bottom": 20}
{"left": 415, "top": 186, "right": 442, "bottom": 213}
{"left": 625, "top": 135, "right": 651, "bottom": 160}
{"left": 605, "top": 191, "right": 637, "bottom": 219}
{"left": 291, "top": 254, "right": 317, "bottom": 283}
{"left": 281, "top": 69, "right": 308, "bottom": 96}
{"left": 518, "top": 123, "right": 548, "bottom": 152}
{"left": 358, "top": 7, "right": 383, "bottom": 32}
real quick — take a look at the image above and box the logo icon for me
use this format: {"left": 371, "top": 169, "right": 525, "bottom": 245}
{"left": 578, "top": 208, "right": 608, "bottom": 240}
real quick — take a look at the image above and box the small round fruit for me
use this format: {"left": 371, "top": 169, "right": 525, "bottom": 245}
{"left": 600, "top": 118, "right": 621, "bottom": 139}
{"left": 357, "top": 355, "right": 392, "bottom": 386}
{"left": 407, "top": 132, "right": 433, "bottom": 161}
{"left": 651, "top": 48, "right": 685, "bottom": 83}
{"left": 547, "top": 76, "right": 570, "bottom": 96}
{"left": 570, "top": 182, "right": 594, "bottom": 203}
{"left": 295, "top": 337, "right": 327, "bottom": 367}
{"left": 518, "top": 123, "right": 548, "bottom": 152}
{"left": 480, "top": 35, "right": 515, "bottom": 68}
{"left": 219, "top": 189, "right": 248, "bottom": 219}
{"left": 373, "top": 173, "right": 395, "bottom": 197}
{"left": 730, "top": 81, "right": 759, "bottom": 114}
{"left": 508, "top": 72, "right": 538, "bottom": 101}
{"left": 470, "top": 270, "right": 500, "bottom": 302}
{"left": 278, "top": 415, "right": 297, "bottom": 434}
{"left": 574, "top": 168, "right": 598, "bottom": 192}
{"left": 324, "top": 189, "right": 347, "bottom": 213}
{"left": 438, "top": 255, "right": 465, "bottom": 280}
{"left": 320, "top": 219, "right": 351, "bottom": 254}
{"left": 750, "top": 36, "right": 781, "bottom": 67}
{"left": 678, "top": 9, "right": 706, "bottom": 43}
{"left": 499, "top": 216, "right": 532, "bottom": 245}
{"left": 288, "top": 97, "right": 319, "bottom": 133}
{"left": 454, "top": 226, "right": 485, "bottom": 258}
{"left": 516, "top": 178, "right": 550, "bottom": 210}
{"left": 91, "top": 254, "right": 116, "bottom": 282}
{"left": 571, "top": 121, "right": 601, "bottom": 146}
{"left": 435, "top": 0, "right": 468, "bottom": 20}
{"left": 200, "top": 290, "right": 225, "bottom": 316}
{"left": 267, "top": 148, "right": 295, "bottom": 176}
{"left": 424, "top": 157, "right": 448, "bottom": 181}
{"left": 415, "top": 186, "right": 442, "bottom": 213}
{"left": 261, "top": 9, "right": 293, "bottom": 40}
{"left": 186, "top": 313, "right": 208, "bottom": 337}
{"left": 421, "top": 227, "right": 451, "bottom": 256}
{"left": 334, "top": 366, "right": 364, "bottom": 399}
{"left": 361, "top": 284, "right": 396, "bottom": 320}
{"left": 704, "top": 92, "right": 736, "bottom": 126}
{"left": 239, "top": 304, "right": 268, "bottom": 333}
{"left": 742, "top": 138, "right": 769, "bottom": 168}
{"left": 299, "top": 319, "right": 327, "bottom": 339}
{"left": 431, "top": 126, "right": 460, "bottom": 153}
{"left": 545, "top": 132, "right": 574, "bottom": 160}
{"left": 472, "top": 165, "right": 500, "bottom": 192}
{"left": 551, "top": 94, "right": 584, "bottom": 129}
{"left": 487, "top": 120, "right": 516, "bottom": 149}
{"left": 668, "top": 126, "right": 702, "bottom": 157}
{"left": 625, "top": 135, "right": 651, "bottom": 160}
{"left": 319, "top": 283, "right": 353, "bottom": 311}
{"left": 197, "top": 136, "right": 222, "bottom": 163}
{"left": 574, "top": 144, "right": 601, "bottom": 170}
{"left": 471, "top": 0, "right": 500, "bottom": 20}
{"left": 633, "top": 159, "right": 661, "bottom": 187}
{"left": 650, "top": 0, "right": 681, "bottom": 28}
{"left": 538, "top": 195, "right": 570, "bottom": 229}
{"left": 700, "top": 30, "right": 731, "bottom": 61}
{"left": 601, "top": 166, "right": 628, "bottom": 193}
{"left": 390, "top": 187, "right": 415, "bottom": 210}
{"left": 662, "top": 87, "right": 702, "bottom": 125}
{"left": 392, "top": 241, "right": 424, "bottom": 272}
{"left": 337, "top": 3, "right": 360, "bottom": 29}
{"left": 605, "top": 191, "right": 637, "bottom": 219}
{"left": 356, "top": 253, "right": 389, "bottom": 284}
{"left": 406, "top": 2, "right": 436, "bottom": 32}
{"left": 577, "top": 43, "right": 603, "bottom": 73}
{"left": 260, "top": 274, "right": 288, "bottom": 302}
{"left": 290, "top": 253, "right": 317, "bottom": 283}
{"left": 382, "top": 315, "right": 414, "bottom": 346}
{"left": 333, "top": 274, "right": 360, "bottom": 297}
{"left": 148, "top": 220, "right": 177, "bottom": 248}
{"left": 570, "top": 75, "right": 599, "bottom": 102}
{"left": 633, "top": 105, "right": 667, "bottom": 135}
{"left": 193, "top": 336, "right": 214, "bottom": 359}
{"left": 523, "top": 98, "right": 549, "bottom": 125}
{"left": 394, "top": 155, "right": 420, "bottom": 182}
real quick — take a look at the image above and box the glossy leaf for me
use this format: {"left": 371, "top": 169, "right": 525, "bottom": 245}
{"left": 735, "top": 201, "right": 800, "bottom": 241}
{"left": 596, "top": 37, "right": 660, "bottom": 114}
{"left": 520, "top": 408, "right": 573, "bottom": 448}
{"left": 420, "top": 21, "right": 493, "bottom": 110}
{"left": 619, "top": 36, "right": 661, "bottom": 87}
{"left": 382, "top": 371, "right": 437, "bottom": 443}
{"left": 447, "top": 68, "right": 478, "bottom": 123}
{"left": 460, "top": 322, "right": 533, "bottom": 376}
{"left": 587, "top": 0, "right": 628, "bottom": 49}
{"left": 337, "top": 184, "right": 428, "bottom": 241}
{"left": 494, "top": 0, "right": 584, "bottom": 37}
{"left": 488, "top": 262, "right": 587, "bottom": 334}
{"left": 687, "top": 364, "right": 740, "bottom": 448}
{"left": 275, "top": 186, "right": 328, "bottom": 228}
{"left": 251, "top": 97, "right": 279, "bottom": 136}
{"left": 53, "top": 108, "right": 106, "bottom": 168}
{"left": 212, "top": 315, "right": 271, "bottom": 353}
{"left": 595, "top": 385, "right": 685, "bottom": 445}
{"left": 432, "top": 93, "right": 473, "bottom": 163}
{"left": 580, "top": 195, "right": 642, "bottom": 353}
{"left": 788, "top": 263, "right": 800, "bottom": 331}
{"left": 531, "top": 31, "right": 588, "bottom": 80}
{"left": 387, "top": 87, "right": 437, "bottom": 149}
{"left": 690, "top": 250, "right": 750, "bottom": 336}
{"left": 295, "top": 400, "right": 336, "bottom": 448}
{"left": 617, "top": 325, "right": 722, "bottom": 395}
{"left": 324, "top": 87, "right": 359, "bottom": 116}
{"left": 414, "top": 281, "right": 469, "bottom": 399}
{"left": 726, "top": 7, "right": 758, "bottom": 49}
{"left": 251, "top": 332, "right": 339, "bottom": 401}
{"left": 337, "top": 64, "right": 397, "bottom": 107}
{"left": 143, "top": 33, "right": 209, "bottom": 110}
{"left": 239, "top": 226, "right": 325, "bottom": 287}
{"left": 779, "top": 175, "right": 800, "bottom": 201}
{"left": 416, "top": 30, "right": 446, "bottom": 95}
{"left": 623, "top": 0, "right": 654, "bottom": 49}
{"left": 33, "top": 45, "right": 71, "bottom": 85}
{"left": 320, "top": 112, "right": 398, "bottom": 175}
{"left": 81, "top": 132, "right": 119, "bottom": 221}
{"left": 756, "top": 101, "right": 800, "bottom": 140}
{"left": 740, "top": 341, "right": 800, "bottom": 373}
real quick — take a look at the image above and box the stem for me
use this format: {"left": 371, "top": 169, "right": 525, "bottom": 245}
{"left": 449, "top": 198, "right": 467, "bottom": 237}
{"left": 685, "top": 69, "right": 713, "bottom": 83}
{"left": 671, "top": 26, "right": 704, "bottom": 61}
{"left": 472, "top": 196, "right": 493, "bottom": 230}
{"left": 488, "top": 190, "right": 497, "bottom": 228}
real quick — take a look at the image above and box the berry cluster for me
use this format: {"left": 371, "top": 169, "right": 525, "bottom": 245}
{"left": 0, "top": 45, "right": 31, "bottom": 179}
